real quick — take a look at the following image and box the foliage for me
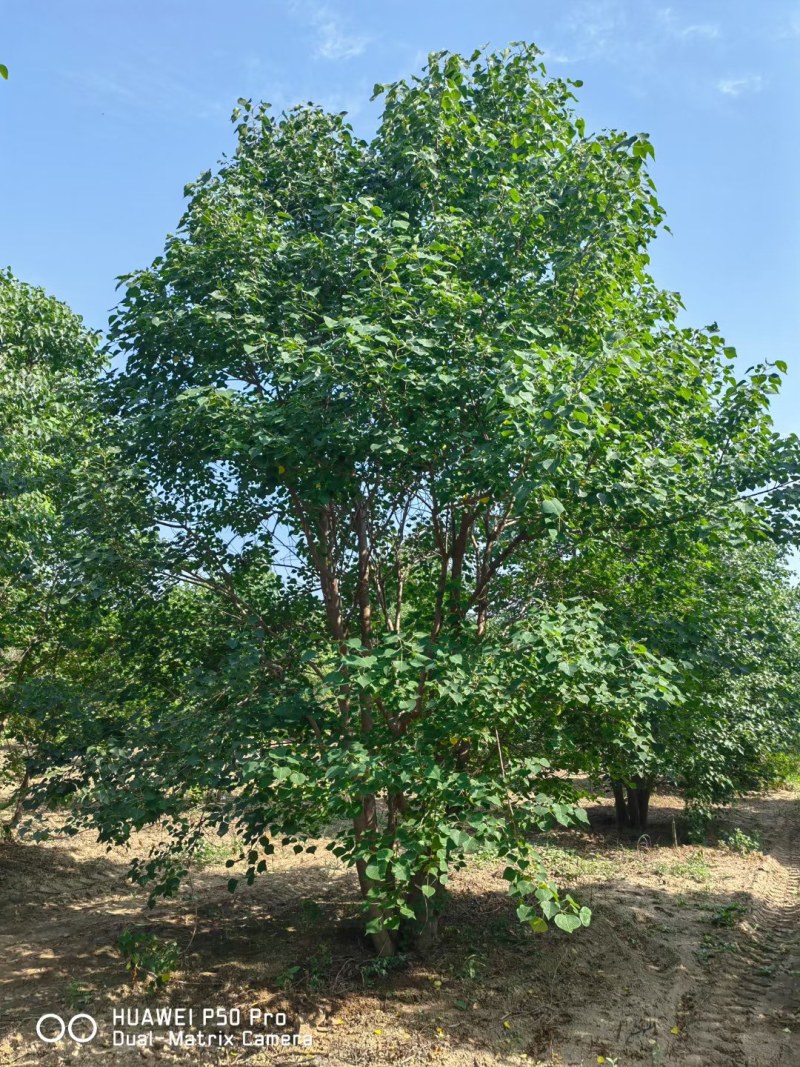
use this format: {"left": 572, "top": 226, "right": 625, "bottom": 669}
{"left": 64, "top": 980, "right": 95, "bottom": 1010}
{"left": 684, "top": 804, "right": 713, "bottom": 845}
{"left": 0, "top": 271, "right": 104, "bottom": 825}
{"left": 759, "top": 751, "right": 800, "bottom": 789}
{"left": 654, "top": 850, "right": 711, "bottom": 883}
{"left": 710, "top": 902, "right": 747, "bottom": 927}
{"left": 537, "top": 539, "right": 800, "bottom": 824}
{"left": 117, "top": 929, "right": 180, "bottom": 992}
{"left": 360, "top": 953, "right": 408, "bottom": 986}
{"left": 0, "top": 270, "right": 159, "bottom": 831}
{"left": 719, "top": 828, "right": 762, "bottom": 855}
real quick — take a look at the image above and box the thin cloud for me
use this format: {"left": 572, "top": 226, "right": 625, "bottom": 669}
{"left": 678, "top": 23, "right": 720, "bottom": 40}
{"left": 717, "top": 74, "right": 764, "bottom": 96}
{"left": 779, "top": 8, "right": 800, "bottom": 38}
{"left": 289, "top": 1, "right": 369, "bottom": 61}
{"left": 657, "top": 8, "right": 720, "bottom": 41}
{"left": 539, "top": 44, "right": 573, "bottom": 65}
{"left": 561, "top": 0, "right": 624, "bottom": 60}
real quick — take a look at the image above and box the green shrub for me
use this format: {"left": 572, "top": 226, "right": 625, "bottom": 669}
{"left": 720, "top": 828, "right": 763, "bottom": 854}
{"left": 117, "top": 930, "right": 180, "bottom": 992}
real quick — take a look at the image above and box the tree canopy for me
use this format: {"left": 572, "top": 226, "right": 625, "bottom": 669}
{"left": 3, "top": 45, "right": 799, "bottom": 956}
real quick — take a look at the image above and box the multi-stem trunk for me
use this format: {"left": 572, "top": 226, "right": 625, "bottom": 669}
{"left": 611, "top": 776, "right": 653, "bottom": 831}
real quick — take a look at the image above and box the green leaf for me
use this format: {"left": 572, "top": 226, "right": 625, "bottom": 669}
{"left": 541, "top": 899, "right": 559, "bottom": 920}
{"left": 541, "top": 498, "right": 565, "bottom": 517}
{"left": 554, "top": 913, "right": 582, "bottom": 933}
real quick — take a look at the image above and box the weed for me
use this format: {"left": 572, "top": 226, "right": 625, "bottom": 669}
{"left": 470, "top": 842, "right": 502, "bottom": 866}
{"left": 720, "top": 828, "right": 763, "bottom": 855}
{"left": 457, "top": 952, "right": 487, "bottom": 982}
{"left": 64, "top": 980, "right": 94, "bottom": 1010}
{"left": 696, "top": 932, "right": 738, "bottom": 963}
{"left": 191, "top": 836, "right": 240, "bottom": 868}
{"left": 307, "top": 946, "right": 333, "bottom": 992}
{"left": 360, "top": 954, "right": 408, "bottom": 987}
{"left": 118, "top": 929, "right": 180, "bottom": 993}
{"left": 654, "top": 850, "right": 711, "bottom": 883}
{"left": 275, "top": 964, "right": 303, "bottom": 990}
{"left": 710, "top": 902, "right": 747, "bottom": 927}
{"left": 274, "top": 946, "right": 335, "bottom": 992}
{"left": 537, "top": 845, "right": 615, "bottom": 881}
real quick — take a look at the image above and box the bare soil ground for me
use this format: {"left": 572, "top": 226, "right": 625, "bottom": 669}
{"left": 1, "top": 788, "right": 798, "bottom": 1066}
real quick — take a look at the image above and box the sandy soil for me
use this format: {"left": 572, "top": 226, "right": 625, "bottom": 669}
{"left": 0, "top": 788, "right": 798, "bottom": 1066}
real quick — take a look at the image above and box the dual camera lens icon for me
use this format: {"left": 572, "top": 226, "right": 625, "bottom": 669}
{"left": 36, "top": 1013, "right": 98, "bottom": 1044}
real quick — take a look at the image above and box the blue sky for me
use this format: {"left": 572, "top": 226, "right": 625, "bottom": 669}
{"left": 1, "top": 0, "right": 798, "bottom": 433}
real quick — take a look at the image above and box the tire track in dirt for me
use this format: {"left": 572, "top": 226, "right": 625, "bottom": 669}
{"left": 669, "top": 793, "right": 800, "bottom": 1066}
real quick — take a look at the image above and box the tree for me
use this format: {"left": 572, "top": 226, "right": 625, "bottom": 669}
{"left": 528, "top": 535, "right": 800, "bottom": 830}
{"left": 0, "top": 270, "right": 155, "bottom": 831}
{"left": 97, "top": 45, "right": 798, "bottom": 952}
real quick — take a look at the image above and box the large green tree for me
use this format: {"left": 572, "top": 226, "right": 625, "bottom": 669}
{"left": 98, "top": 46, "right": 798, "bottom": 952}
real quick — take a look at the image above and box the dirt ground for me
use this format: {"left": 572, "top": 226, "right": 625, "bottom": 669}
{"left": 1, "top": 787, "right": 798, "bottom": 1067}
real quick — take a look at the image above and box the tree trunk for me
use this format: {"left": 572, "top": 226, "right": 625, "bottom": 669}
{"left": 399, "top": 872, "right": 445, "bottom": 955}
{"left": 636, "top": 783, "right": 651, "bottom": 829}
{"left": 353, "top": 795, "right": 396, "bottom": 957}
{"left": 612, "top": 781, "right": 629, "bottom": 828}
{"left": 626, "top": 785, "right": 641, "bottom": 828}
{"left": 611, "top": 776, "right": 652, "bottom": 831}
{"left": 5, "top": 766, "right": 31, "bottom": 836}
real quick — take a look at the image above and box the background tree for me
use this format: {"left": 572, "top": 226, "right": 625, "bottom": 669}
{"left": 0, "top": 270, "right": 156, "bottom": 831}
